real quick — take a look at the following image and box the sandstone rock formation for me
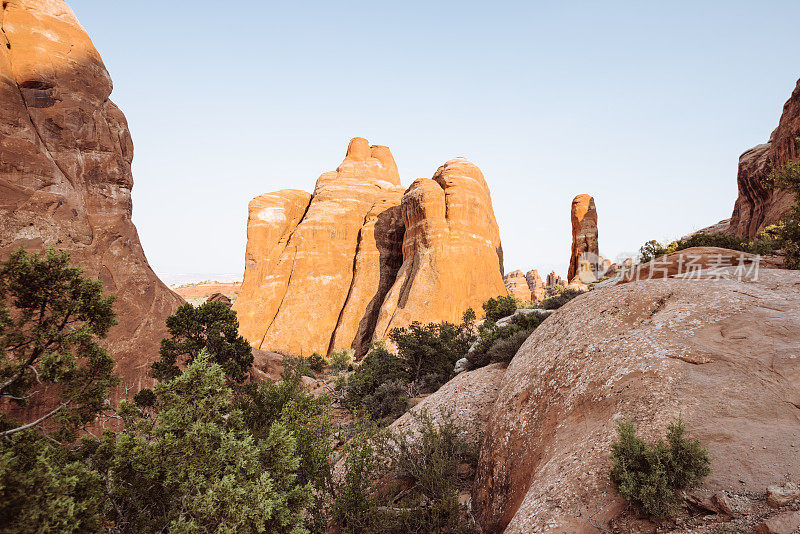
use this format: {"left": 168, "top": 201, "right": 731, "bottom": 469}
{"left": 567, "top": 194, "right": 599, "bottom": 282}
{"left": 525, "top": 269, "right": 546, "bottom": 301}
{"left": 546, "top": 270, "right": 564, "bottom": 288}
{"left": 233, "top": 139, "right": 404, "bottom": 357}
{"left": 235, "top": 143, "right": 506, "bottom": 357}
{"left": 372, "top": 158, "right": 506, "bottom": 339}
{"left": 504, "top": 270, "right": 531, "bottom": 301}
{"left": 704, "top": 78, "right": 800, "bottom": 239}
{"left": 0, "top": 0, "right": 182, "bottom": 404}
{"left": 473, "top": 268, "right": 800, "bottom": 532}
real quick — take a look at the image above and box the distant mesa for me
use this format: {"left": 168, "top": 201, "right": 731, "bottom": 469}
{"left": 233, "top": 138, "right": 506, "bottom": 357}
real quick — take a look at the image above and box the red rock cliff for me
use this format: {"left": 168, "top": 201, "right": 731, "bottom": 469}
{"left": 0, "top": 0, "right": 182, "bottom": 403}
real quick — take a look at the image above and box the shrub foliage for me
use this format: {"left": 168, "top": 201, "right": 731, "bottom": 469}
{"left": 610, "top": 418, "right": 711, "bottom": 518}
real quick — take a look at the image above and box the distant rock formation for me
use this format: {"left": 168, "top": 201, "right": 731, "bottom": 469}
{"left": 0, "top": 0, "right": 182, "bottom": 404}
{"left": 525, "top": 270, "right": 546, "bottom": 301}
{"left": 473, "top": 267, "right": 800, "bottom": 532}
{"left": 701, "top": 78, "right": 800, "bottom": 239}
{"left": 546, "top": 270, "right": 565, "bottom": 288}
{"left": 235, "top": 141, "right": 506, "bottom": 357}
{"left": 504, "top": 270, "right": 531, "bottom": 301}
{"left": 567, "top": 194, "right": 599, "bottom": 282}
{"left": 206, "top": 292, "right": 232, "bottom": 307}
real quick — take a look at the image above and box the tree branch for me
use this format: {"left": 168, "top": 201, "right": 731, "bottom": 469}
{"left": 0, "top": 399, "right": 71, "bottom": 437}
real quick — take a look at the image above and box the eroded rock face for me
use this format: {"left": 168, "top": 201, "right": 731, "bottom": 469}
{"left": 373, "top": 158, "right": 506, "bottom": 339}
{"left": 233, "top": 139, "right": 405, "bottom": 357}
{"left": 525, "top": 269, "right": 546, "bottom": 301}
{"left": 726, "top": 79, "right": 800, "bottom": 238}
{"left": 567, "top": 194, "right": 599, "bottom": 282}
{"left": 473, "top": 269, "right": 800, "bottom": 532}
{"left": 0, "top": 0, "right": 182, "bottom": 403}
{"left": 236, "top": 149, "right": 507, "bottom": 357}
{"left": 504, "top": 270, "right": 530, "bottom": 301}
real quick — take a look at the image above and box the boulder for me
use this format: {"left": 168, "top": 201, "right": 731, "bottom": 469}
{"left": 473, "top": 268, "right": 800, "bottom": 533}
{"left": 767, "top": 482, "right": 800, "bottom": 508}
{"left": 756, "top": 510, "right": 800, "bottom": 534}
{"left": 0, "top": 0, "right": 182, "bottom": 409}
{"left": 504, "top": 270, "right": 531, "bottom": 301}
{"left": 206, "top": 292, "right": 232, "bottom": 307}
{"left": 372, "top": 157, "right": 507, "bottom": 341}
{"left": 389, "top": 363, "right": 507, "bottom": 439}
{"left": 567, "top": 194, "right": 599, "bottom": 282}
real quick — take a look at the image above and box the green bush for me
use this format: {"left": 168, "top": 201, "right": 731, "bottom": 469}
{"left": 307, "top": 352, "right": 326, "bottom": 373}
{"left": 765, "top": 150, "right": 800, "bottom": 269}
{"left": 361, "top": 379, "right": 409, "bottom": 424}
{"left": 389, "top": 320, "right": 470, "bottom": 387}
{"left": 482, "top": 295, "right": 519, "bottom": 323}
{"left": 330, "top": 349, "right": 353, "bottom": 372}
{"left": 344, "top": 343, "right": 408, "bottom": 411}
{"left": 638, "top": 230, "right": 781, "bottom": 266}
{"left": 484, "top": 328, "right": 531, "bottom": 364}
{"left": 541, "top": 288, "right": 582, "bottom": 310}
{"left": 610, "top": 418, "right": 711, "bottom": 518}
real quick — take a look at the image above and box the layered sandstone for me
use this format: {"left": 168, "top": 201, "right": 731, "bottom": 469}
{"left": 525, "top": 269, "right": 546, "bottom": 301}
{"left": 715, "top": 78, "right": 800, "bottom": 238}
{"left": 473, "top": 268, "right": 800, "bottom": 532}
{"left": 567, "top": 194, "right": 599, "bottom": 282}
{"left": 372, "top": 158, "right": 506, "bottom": 339}
{"left": 504, "top": 270, "right": 531, "bottom": 301}
{"left": 236, "top": 149, "right": 507, "bottom": 357}
{"left": 233, "top": 139, "right": 405, "bottom": 357}
{"left": 0, "top": 0, "right": 182, "bottom": 402}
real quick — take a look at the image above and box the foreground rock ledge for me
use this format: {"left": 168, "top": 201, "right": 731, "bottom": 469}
{"left": 474, "top": 268, "right": 800, "bottom": 532}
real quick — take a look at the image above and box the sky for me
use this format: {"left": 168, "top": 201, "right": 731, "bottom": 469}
{"left": 68, "top": 0, "right": 800, "bottom": 285}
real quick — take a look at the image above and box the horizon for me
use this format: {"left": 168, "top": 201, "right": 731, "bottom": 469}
{"left": 67, "top": 0, "right": 800, "bottom": 283}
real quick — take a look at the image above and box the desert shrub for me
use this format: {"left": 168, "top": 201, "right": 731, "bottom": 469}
{"left": 610, "top": 418, "right": 711, "bottom": 518}
{"left": 234, "top": 364, "right": 333, "bottom": 531}
{"left": 639, "top": 240, "right": 671, "bottom": 263}
{"left": 345, "top": 343, "right": 408, "bottom": 411}
{"left": 330, "top": 349, "right": 353, "bottom": 372}
{"left": 307, "top": 352, "right": 326, "bottom": 373}
{"left": 541, "top": 288, "right": 582, "bottom": 310}
{"left": 362, "top": 379, "right": 409, "bottom": 425}
{"left": 482, "top": 295, "right": 519, "bottom": 323}
{"left": 88, "top": 352, "right": 311, "bottom": 533}
{"left": 0, "top": 430, "right": 106, "bottom": 533}
{"left": 389, "top": 321, "right": 470, "bottom": 387}
{"left": 485, "top": 328, "right": 532, "bottom": 364}
{"left": 765, "top": 150, "right": 800, "bottom": 269}
{"left": 381, "top": 410, "right": 479, "bottom": 533}
{"left": 152, "top": 300, "right": 253, "bottom": 383}
{"left": 282, "top": 355, "right": 316, "bottom": 378}
{"left": 330, "top": 422, "right": 385, "bottom": 533}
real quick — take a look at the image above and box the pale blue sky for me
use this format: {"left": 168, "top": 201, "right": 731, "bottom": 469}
{"left": 69, "top": 0, "right": 800, "bottom": 284}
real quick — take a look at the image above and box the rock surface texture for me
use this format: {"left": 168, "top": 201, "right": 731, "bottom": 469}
{"left": 721, "top": 78, "right": 800, "bottom": 238}
{"left": 233, "top": 139, "right": 404, "bottom": 357}
{"left": 0, "top": 0, "right": 182, "bottom": 403}
{"left": 235, "top": 143, "right": 506, "bottom": 357}
{"left": 504, "top": 270, "right": 531, "bottom": 301}
{"left": 567, "top": 194, "right": 599, "bottom": 282}
{"left": 473, "top": 268, "right": 800, "bottom": 532}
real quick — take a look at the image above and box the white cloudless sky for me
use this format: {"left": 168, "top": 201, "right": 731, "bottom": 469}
{"left": 68, "top": 0, "right": 800, "bottom": 284}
